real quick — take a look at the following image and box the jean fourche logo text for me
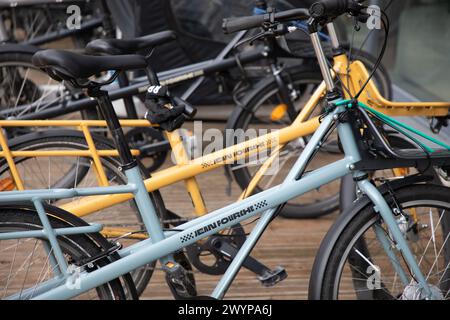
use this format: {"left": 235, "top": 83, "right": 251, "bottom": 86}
{"left": 179, "top": 200, "right": 268, "bottom": 243}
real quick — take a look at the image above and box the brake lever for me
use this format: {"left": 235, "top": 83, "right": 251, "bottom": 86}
{"left": 356, "top": 12, "right": 370, "bottom": 24}
{"left": 351, "top": 6, "right": 370, "bottom": 31}
{"left": 349, "top": 1, "right": 370, "bottom": 23}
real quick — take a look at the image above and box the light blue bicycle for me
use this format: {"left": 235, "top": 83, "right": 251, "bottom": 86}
{"left": 1, "top": 0, "right": 450, "bottom": 300}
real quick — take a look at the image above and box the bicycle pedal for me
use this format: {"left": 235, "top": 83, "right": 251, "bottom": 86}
{"left": 258, "top": 266, "right": 287, "bottom": 287}
{"left": 165, "top": 261, "right": 197, "bottom": 299}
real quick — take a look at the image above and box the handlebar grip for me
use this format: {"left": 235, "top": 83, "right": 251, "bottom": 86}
{"left": 309, "top": 0, "right": 365, "bottom": 21}
{"left": 173, "top": 96, "right": 197, "bottom": 119}
{"left": 309, "top": 0, "right": 350, "bottom": 19}
{"left": 223, "top": 14, "right": 267, "bottom": 34}
{"left": 223, "top": 9, "right": 310, "bottom": 34}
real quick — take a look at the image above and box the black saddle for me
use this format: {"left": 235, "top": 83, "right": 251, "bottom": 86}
{"left": 86, "top": 30, "right": 176, "bottom": 55}
{"left": 32, "top": 49, "right": 147, "bottom": 81}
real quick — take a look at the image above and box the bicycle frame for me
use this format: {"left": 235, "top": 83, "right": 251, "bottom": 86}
{"left": 0, "top": 101, "right": 438, "bottom": 300}
{"left": 43, "top": 51, "right": 450, "bottom": 210}
{"left": 0, "top": 103, "right": 371, "bottom": 299}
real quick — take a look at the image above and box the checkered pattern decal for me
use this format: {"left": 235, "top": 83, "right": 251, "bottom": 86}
{"left": 254, "top": 200, "right": 268, "bottom": 210}
{"left": 180, "top": 233, "right": 195, "bottom": 244}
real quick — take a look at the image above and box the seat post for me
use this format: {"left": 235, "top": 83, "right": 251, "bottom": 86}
{"left": 144, "top": 64, "right": 160, "bottom": 86}
{"left": 88, "top": 87, "right": 137, "bottom": 169}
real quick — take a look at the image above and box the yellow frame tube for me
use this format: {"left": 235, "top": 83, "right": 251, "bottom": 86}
{"left": 165, "top": 130, "right": 208, "bottom": 215}
{"left": 60, "top": 116, "right": 320, "bottom": 216}
{"left": 0, "top": 129, "right": 25, "bottom": 190}
{"left": 333, "top": 54, "right": 450, "bottom": 116}
{"left": 238, "top": 81, "right": 328, "bottom": 199}
{"left": 79, "top": 124, "right": 109, "bottom": 186}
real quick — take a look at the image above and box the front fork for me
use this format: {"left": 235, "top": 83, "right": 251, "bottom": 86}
{"left": 355, "top": 174, "right": 436, "bottom": 299}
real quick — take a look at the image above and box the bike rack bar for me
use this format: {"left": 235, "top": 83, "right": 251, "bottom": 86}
{"left": 0, "top": 223, "right": 103, "bottom": 240}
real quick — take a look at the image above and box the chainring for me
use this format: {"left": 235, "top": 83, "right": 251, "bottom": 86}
{"left": 185, "top": 224, "right": 246, "bottom": 275}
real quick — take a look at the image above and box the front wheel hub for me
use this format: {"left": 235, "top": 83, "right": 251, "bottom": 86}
{"left": 401, "top": 283, "right": 444, "bottom": 300}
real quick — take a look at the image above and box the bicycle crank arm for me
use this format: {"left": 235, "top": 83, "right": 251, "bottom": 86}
{"left": 138, "top": 140, "right": 170, "bottom": 156}
{"left": 212, "top": 238, "right": 287, "bottom": 287}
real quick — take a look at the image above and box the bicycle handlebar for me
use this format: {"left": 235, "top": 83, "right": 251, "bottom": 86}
{"left": 222, "top": 8, "right": 309, "bottom": 34}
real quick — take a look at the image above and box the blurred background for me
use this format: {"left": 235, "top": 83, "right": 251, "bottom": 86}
{"left": 2, "top": 0, "right": 449, "bottom": 102}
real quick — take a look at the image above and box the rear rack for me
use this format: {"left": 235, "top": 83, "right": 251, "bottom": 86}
{"left": 334, "top": 60, "right": 450, "bottom": 117}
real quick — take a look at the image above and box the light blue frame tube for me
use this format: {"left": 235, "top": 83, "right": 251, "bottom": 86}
{"left": 0, "top": 184, "right": 137, "bottom": 243}
{"left": 0, "top": 224, "right": 103, "bottom": 240}
{"left": 357, "top": 180, "right": 434, "bottom": 298}
{"left": 31, "top": 199, "right": 69, "bottom": 275}
{"left": 373, "top": 224, "right": 410, "bottom": 286}
{"left": 212, "top": 208, "right": 278, "bottom": 299}
{"left": 33, "top": 158, "right": 352, "bottom": 300}
{"left": 124, "top": 167, "right": 173, "bottom": 265}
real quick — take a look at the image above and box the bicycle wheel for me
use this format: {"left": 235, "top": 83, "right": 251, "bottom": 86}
{"left": 227, "top": 51, "right": 392, "bottom": 219}
{"left": 1, "top": 3, "right": 105, "bottom": 46}
{"left": 227, "top": 65, "right": 341, "bottom": 218}
{"left": 0, "top": 204, "right": 129, "bottom": 300}
{"left": 312, "top": 184, "right": 450, "bottom": 300}
{"left": 0, "top": 132, "right": 170, "bottom": 296}
{"left": 0, "top": 51, "right": 97, "bottom": 129}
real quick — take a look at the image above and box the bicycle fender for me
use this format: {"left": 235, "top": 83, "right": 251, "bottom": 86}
{"left": 6, "top": 129, "right": 115, "bottom": 149}
{"left": 0, "top": 43, "right": 40, "bottom": 55}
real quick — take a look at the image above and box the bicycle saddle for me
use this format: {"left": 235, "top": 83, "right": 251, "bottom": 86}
{"left": 86, "top": 30, "right": 176, "bottom": 55}
{"left": 32, "top": 49, "right": 147, "bottom": 81}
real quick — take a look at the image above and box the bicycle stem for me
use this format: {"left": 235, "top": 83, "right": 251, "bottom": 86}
{"left": 310, "top": 31, "right": 336, "bottom": 92}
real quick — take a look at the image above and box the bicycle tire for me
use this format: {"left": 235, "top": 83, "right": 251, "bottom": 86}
{"left": 311, "top": 184, "right": 450, "bottom": 300}
{"left": 0, "top": 131, "right": 186, "bottom": 297}
{"left": 0, "top": 204, "right": 131, "bottom": 300}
